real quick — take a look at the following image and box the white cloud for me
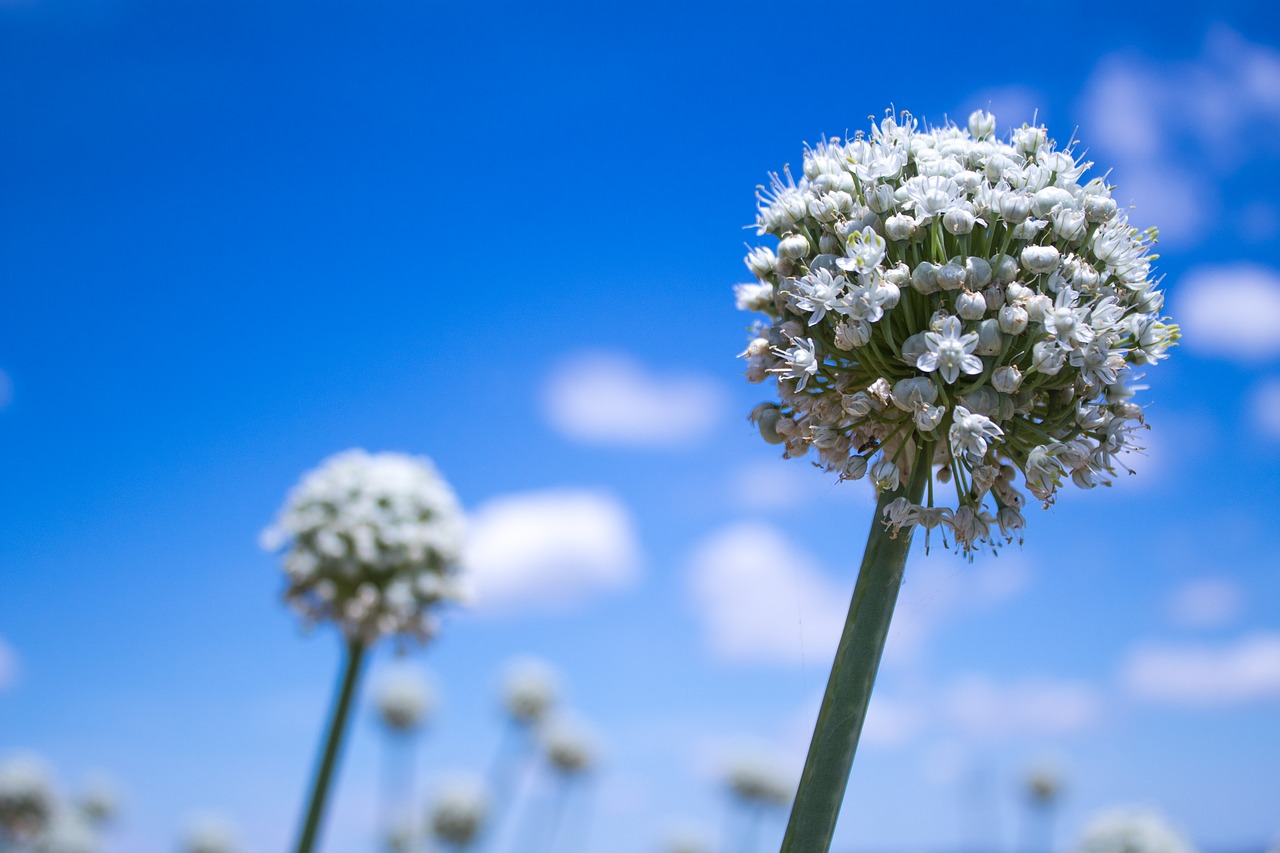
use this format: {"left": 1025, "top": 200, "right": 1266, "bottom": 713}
{"left": 686, "top": 522, "right": 847, "bottom": 666}
{"left": 885, "top": 555, "right": 1030, "bottom": 665}
{"left": 1174, "top": 264, "right": 1280, "bottom": 359}
{"left": 1077, "top": 29, "right": 1280, "bottom": 248}
{"left": 1123, "top": 633, "right": 1280, "bottom": 705}
{"left": 1249, "top": 378, "right": 1280, "bottom": 439}
{"left": 943, "top": 675, "right": 1103, "bottom": 738}
{"left": 686, "top": 524, "right": 1030, "bottom": 668}
{"left": 542, "top": 351, "right": 727, "bottom": 448}
{"left": 1166, "top": 578, "right": 1244, "bottom": 629}
{"left": 463, "top": 489, "right": 641, "bottom": 614}
{"left": 728, "top": 457, "right": 868, "bottom": 511}
{"left": 0, "top": 637, "right": 16, "bottom": 691}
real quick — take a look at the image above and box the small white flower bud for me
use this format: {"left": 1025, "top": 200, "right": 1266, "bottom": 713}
{"left": 883, "top": 263, "right": 911, "bottom": 289}
{"left": 965, "top": 256, "right": 993, "bottom": 288}
{"left": 1025, "top": 293, "right": 1052, "bottom": 323}
{"left": 956, "top": 290, "right": 987, "bottom": 320}
{"left": 778, "top": 233, "right": 810, "bottom": 260}
{"left": 1031, "top": 340, "right": 1066, "bottom": 375}
{"left": 981, "top": 283, "right": 1005, "bottom": 310}
{"left": 936, "top": 263, "right": 966, "bottom": 291}
{"left": 834, "top": 320, "right": 872, "bottom": 349}
{"left": 975, "top": 318, "right": 1003, "bottom": 355}
{"left": 1020, "top": 245, "right": 1061, "bottom": 275}
{"left": 870, "top": 458, "right": 900, "bottom": 491}
{"left": 998, "top": 304, "right": 1028, "bottom": 334}
{"left": 1031, "top": 186, "right": 1074, "bottom": 217}
{"left": 943, "top": 208, "right": 976, "bottom": 235}
{"left": 885, "top": 213, "right": 916, "bottom": 241}
{"left": 992, "top": 365, "right": 1023, "bottom": 393}
{"left": 1083, "top": 194, "right": 1117, "bottom": 222}
{"left": 1001, "top": 194, "right": 1032, "bottom": 223}
{"left": 842, "top": 392, "right": 874, "bottom": 418}
{"left": 891, "top": 377, "right": 938, "bottom": 411}
{"left": 911, "top": 262, "right": 940, "bottom": 294}
{"left": 878, "top": 280, "right": 901, "bottom": 309}
{"left": 745, "top": 247, "right": 777, "bottom": 279}
{"left": 991, "top": 253, "right": 1018, "bottom": 284}
{"left": 1053, "top": 209, "right": 1087, "bottom": 242}
{"left": 754, "top": 406, "right": 787, "bottom": 444}
{"left": 968, "top": 109, "right": 996, "bottom": 140}
{"left": 900, "top": 331, "right": 930, "bottom": 366}
{"left": 843, "top": 456, "right": 868, "bottom": 480}
{"left": 818, "top": 233, "right": 841, "bottom": 255}
{"left": 865, "top": 184, "right": 896, "bottom": 214}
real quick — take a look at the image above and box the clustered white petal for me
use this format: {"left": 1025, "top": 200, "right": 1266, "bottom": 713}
{"left": 724, "top": 754, "right": 793, "bottom": 808}
{"left": 261, "top": 449, "right": 467, "bottom": 642}
{"left": 541, "top": 717, "right": 597, "bottom": 775}
{"left": 501, "top": 657, "right": 560, "bottom": 726}
{"left": 0, "top": 754, "right": 55, "bottom": 841}
{"left": 738, "top": 109, "right": 1179, "bottom": 554}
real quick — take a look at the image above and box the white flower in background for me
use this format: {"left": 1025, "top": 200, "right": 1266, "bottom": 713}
{"left": 261, "top": 449, "right": 467, "bottom": 642}
{"left": 542, "top": 717, "right": 598, "bottom": 775}
{"left": 75, "top": 772, "right": 120, "bottom": 826}
{"left": 1074, "top": 807, "right": 1195, "bottom": 853}
{"left": 1024, "top": 763, "right": 1063, "bottom": 805}
{"left": 663, "top": 821, "right": 714, "bottom": 853}
{"left": 501, "top": 657, "right": 560, "bottom": 726}
{"left": 375, "top": 666, "right": 436, "bottom": 733}
{"left": 0, "top": 753, "right": 55, "bottom": 841}
{"left": 724, "top": 754, "right": 793, "bottom": 808}
{"left": 429, "top": 777, "right": 487, "bottom": 848}
{"left": 182, "top": 815, "right": 240, "bottom": 853}
{"left": 739, "top": 109, "right": 1178, "bottom": 553}
{"left": 35, "top": 808, "right": 98, "bottom": 853}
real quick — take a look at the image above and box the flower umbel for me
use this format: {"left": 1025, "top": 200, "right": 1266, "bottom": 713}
{"left": 262, "top": 449, "right": 467, "bottom": 641}
{"left": 739, "top": 109, "right": 1178, "bottom": 554}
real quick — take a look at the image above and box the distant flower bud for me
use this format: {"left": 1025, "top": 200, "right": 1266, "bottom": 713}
{"left": 911, "top": 262, "right": 939, "bottom": 294}
{"left": 1083, "top": 194, "right": 1118, "bottom": 223}
{"left": 991, "top": 253, "right": 1018, "bottom": 284}
{"left": 885, "top": 213, "right": 916, "bottom": 241}
{"left": 745, "top": 246, "right": 777, "bottom": 279}
{"left": 1001, "top": 194, "right": 1032, "bottom": 223}
{"left": 870, "top": 458, "right": 900, "bottom": 491}
{"left": 843, "top": 456, "right": 868, "bottom": 480}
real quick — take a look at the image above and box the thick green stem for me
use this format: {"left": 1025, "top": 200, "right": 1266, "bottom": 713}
{"left": 293, "top": 636, "right": 368, "bottom": 853}
{"left": 779, "top": 459, "right": 929, "bottom": 853}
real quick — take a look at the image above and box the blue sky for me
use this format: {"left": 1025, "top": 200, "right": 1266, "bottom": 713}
{"left": 2, "top": 1, "right": 1280, "bottom": 852}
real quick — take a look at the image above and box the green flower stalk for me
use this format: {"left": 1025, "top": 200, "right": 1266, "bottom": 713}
{"left": 262, "top": 449, "right": 466, "bottom": 853}
{"left": 734, "top": 109, "right": 1176, "bottom": 851}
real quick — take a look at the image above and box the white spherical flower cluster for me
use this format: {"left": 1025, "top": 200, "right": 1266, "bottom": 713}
{"left": 182, "top": 816, "right": 240, "bottom": 853}
{"left": 1074, "top": 808, "right": 1195, "bottom": 853}
{"left": 35, "top": 809, "right": 98, "bottom": 853}
{"left": 0, "top": 753, "right": 55, "bottom": 841}
{"left": 737, "top": 109, "right": 1178, "bottom": 553}
{"left": 375, "top": 666, "right": 436, "bottom": 733}
{"left": 261, "top": 449, "right": 467, "bottom": 642}
{"left": 725, "top": 754, "right": 792, "bottom": 808}
{"left": 542, "top": 717, "right": 597, "bottom": 775}
{"left": 429, "top": 778, "right": 487, "bottom": 848}
{"left": 500, "top": 657, "right": 560, "bottom": 726}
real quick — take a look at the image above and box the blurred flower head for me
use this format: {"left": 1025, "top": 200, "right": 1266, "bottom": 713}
{"left": 738, "top": 109, "right": 1177, "bottom": 553}
{"left": 724, "top": 753, "right": 792, "bottom": 808}
{"left": 34, "top": 808, "right": 98, "bottom": 853}
{"left": 76, "top": 772, "right": 120, "bottom": 826}
{"left": 375, "top": 665, "right": 436, "bottom": 733}
{"left": 261, "top": 449, "right": 467, "bottom": 643}
{"left": 542, "top": 716, "right": 598, "bottom": 776}
{"left": 0, "top": 753, "right": 56, "bottom": 841}
{"left": 1025, "top": 763, "right": 1063, "bottom": 805}
{"left": 1074, "top": 807, "right": 1195, "bottom": 853}
{"left": 181, "top": 815, "right": 240, "bottom": 853}
{"left": 500, "top": 657, "right": 560, "bottom": 726}
{"left": 662, "top": 820, "right": 714, "bottom": 853}
{"left": 429, "top": 777, "right": 487, "bottom": 849}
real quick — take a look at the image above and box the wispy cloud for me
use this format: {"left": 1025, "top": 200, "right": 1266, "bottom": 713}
{"left": 1122, "top": 632, "right": 1280, "bottom": 705}
{"left": 1077, "top": 27, "right": 1280, "bottom": 247}
{"left": 1174, "top": 264, "right": 1280, "bottom": 360}
{"left": 463, "top": 489, "right": 641, "bottom": 614}
{"left": 1166, "top": 578, "right": 1244, "bottom": 629}
{"left": 542, "top": 351, "right": 727, "bottom": 448}
{"left": 942, "top": 675, "right": 1103, "bottom": 739}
